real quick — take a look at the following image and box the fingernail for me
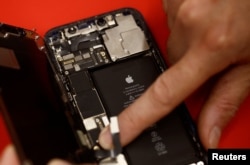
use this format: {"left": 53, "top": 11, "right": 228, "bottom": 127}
{"left": 209, "top": 126, "right": 221, "bottom": 148}
{"left": 98, "top": 127, "right": 113, "bottom": 150}
{"left": 47, "top": 159, "right": 72, "bottom": 165}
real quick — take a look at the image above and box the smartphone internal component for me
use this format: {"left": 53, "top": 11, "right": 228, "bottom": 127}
{"left": 124, "top": 109, "right": 205, "bottom": 165}
{"left": 91, "top": 55, "right": 160, "bottom": 115}
{"left": 103, "top": 14, "right": 149, "bottom": 61}
{"left": 44, "top": 9, "right": 207, "bottom": 165}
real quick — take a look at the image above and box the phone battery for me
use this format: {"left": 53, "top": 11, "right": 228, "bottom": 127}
{"left": 91, "top": 55, "right": 203, "bottom": 165}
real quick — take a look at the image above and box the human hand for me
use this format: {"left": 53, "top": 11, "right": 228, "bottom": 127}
{"left": 98, "top": 0, "right": 250, "bottom": 149}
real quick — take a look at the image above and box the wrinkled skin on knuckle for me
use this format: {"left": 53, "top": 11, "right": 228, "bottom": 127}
{"left": 149, "top": 75, "right": 174, "bottom": 112}
{"left": 202, "top": 4, "right": 235, "bottom": 53}
{"left": 120, "top": 108, "right": 141, "bottom": 134}
{"left": 203, "top": 1, "right": 250, "bottom": 63}
{"left": 213, "top": 97, "right": 239, "bottom": 124}
{"left": 203, "top": 20, "right": 250, "bottom": 65}
{"left": 204, "top": 26, "right": 234, "bottom": 53}
{"left": 167, "top": 0, "right": 209, "bottom": 65}
{"left": 171, "top": 0, "right": 250, "bottom": 62}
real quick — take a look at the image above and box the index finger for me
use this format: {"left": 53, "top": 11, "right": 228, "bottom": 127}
{"left": 99, "top": 46, "right": 231, "bottom": 148}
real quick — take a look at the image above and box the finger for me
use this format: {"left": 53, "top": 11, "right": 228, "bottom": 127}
{"left": 99, "top": 46, "right": 232, "bottom": 149}
{"left": 0, "top": 145, "right": 20, "bottom": 165}
{"left": 198, "top": 64, "right": 250, "bottom": 149}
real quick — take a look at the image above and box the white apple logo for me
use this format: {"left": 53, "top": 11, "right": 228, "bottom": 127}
{"left": 125, "top": 75, "right": 134, "bottom": 84}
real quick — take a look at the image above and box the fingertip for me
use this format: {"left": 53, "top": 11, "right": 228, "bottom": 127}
{"left": 0, "top": 145, "right": 19, "bottom": 165}
{"left": 198, "top": 109, "right": 221, "bottom": 149}
{"left": 98, "top": 126, "right": 113, "bottom": 150}
{"left": 198, "top": 120, "right": 221, "bottom": 149}
{"left": 208, "top": 126, "right": 221, "bottom": 148}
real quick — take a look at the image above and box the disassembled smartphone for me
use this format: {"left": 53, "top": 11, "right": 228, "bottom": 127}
{"left": 0, "top": 8, "right": 207, "bottom": 165}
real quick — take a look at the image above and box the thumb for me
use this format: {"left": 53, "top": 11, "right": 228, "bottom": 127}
{"left": 198, "top": 64, "right": 250, "bottom": 149}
